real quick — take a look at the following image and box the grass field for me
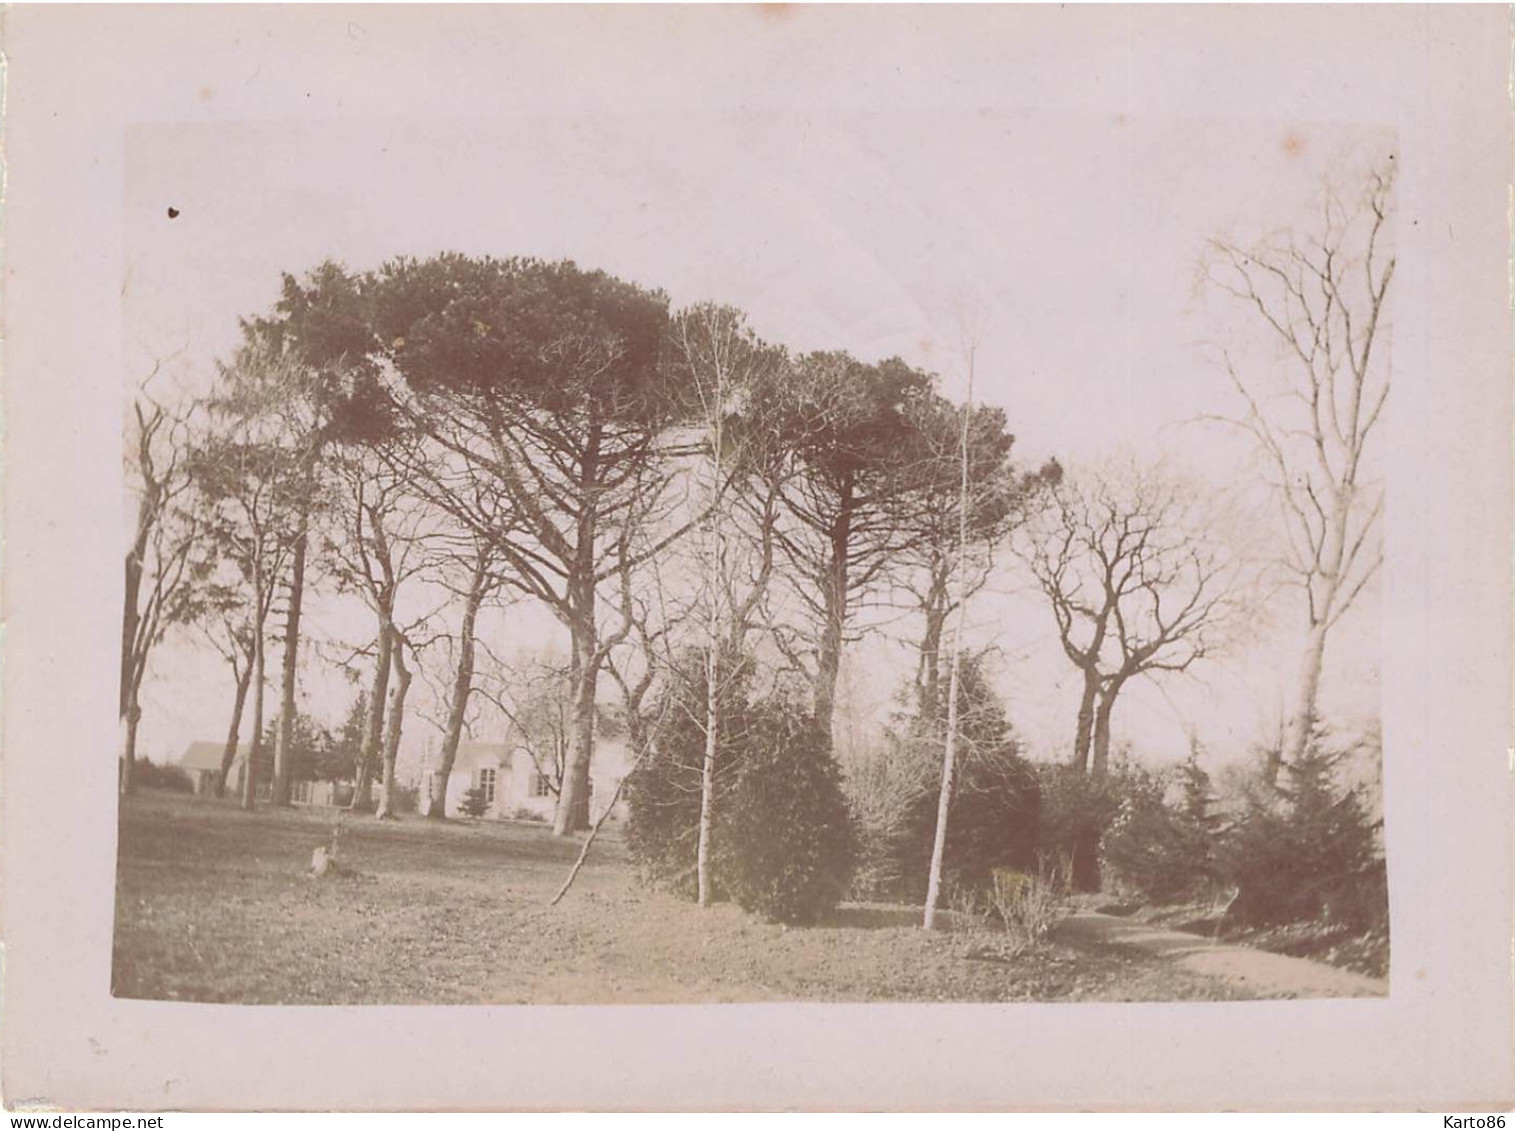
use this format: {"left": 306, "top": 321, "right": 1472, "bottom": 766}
{"left": 113, "top": 790, "right": 1264, "bottom": 1005}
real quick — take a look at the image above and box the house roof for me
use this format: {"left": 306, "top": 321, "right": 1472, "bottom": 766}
{"left": 432, "top": 738, "right": 633, "bottom": 778}
{"left": 179, "top": 740, "right": 250, "bottom": 771}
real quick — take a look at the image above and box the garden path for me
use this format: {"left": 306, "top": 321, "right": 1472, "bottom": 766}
{"left": 1055, "top": 911, "right": 1388, "bottom": 998}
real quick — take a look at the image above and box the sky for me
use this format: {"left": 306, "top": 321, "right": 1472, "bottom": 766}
{"left": 124, "top": 108, "right": 1393, "bottom": 777}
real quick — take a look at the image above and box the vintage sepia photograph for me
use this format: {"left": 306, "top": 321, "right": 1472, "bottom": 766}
{"left": 113, "top": 111, "right": 1395, "bottom": 1005}
{"left": 5, "top": 3, "right": 1511, "bottom": 1113}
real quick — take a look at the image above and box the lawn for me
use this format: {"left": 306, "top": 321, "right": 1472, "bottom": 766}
{"left": 113, "top": 790, "right": 1261, "bottom": 1005}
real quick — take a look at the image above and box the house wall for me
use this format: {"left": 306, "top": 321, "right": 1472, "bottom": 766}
{"left": 435, "top": 745, "right": 631, "bottom": 823}
{"left": 193, "top": 762, "right": 246, "bottom": 796}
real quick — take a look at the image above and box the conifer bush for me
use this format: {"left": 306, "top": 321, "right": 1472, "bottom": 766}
{"left": 868, "top": 657, "right": 1040, "bottom": 903}
{"left": 719, "top": 694, "right": 859, "bottom": 924}
{"left": 1221, "top": 730, "right": 1385, "bottom": 929}
{"left": 1102, "top": 751, "right": 1222, "bottom": 903}
{"left": 625, "top": 658, "right": 858, "bottom": 924}
{"left": 457, "top": 784, "right": 491, "bottom": 819}
{"left": 623, "top": 650, "right": 751, "bottom": 901}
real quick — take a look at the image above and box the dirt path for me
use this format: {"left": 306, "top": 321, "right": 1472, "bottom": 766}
{"left": 1055, "top": 911, "right": 1388, "bottom": 999}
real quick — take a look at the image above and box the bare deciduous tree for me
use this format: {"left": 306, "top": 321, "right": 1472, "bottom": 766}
{"left": 666, "top": 303, "right": 784, "bottom": 906}
{"left": 1022, "top": 461, "right": 1248, "bottom": 776}
{"left": 176, "top": 569, "right": 261, "bottom": 797}
{"left": 324, "top": 450, "right": 434, "bottom": 813}
{"left": 922, "top": 349, "right": 977, "bottom": 930}
{"left": 1201, "top": 159, "right": 1396, "bottom": 779}
{"left": 120, "top": 371, "right": 201, "bottom": 794}
{"left": 192, "top": 342, "right": 311, "bottom": 808}
{"left": 479, "top": 649, "right": 575, "bottom": 801}
{"left": 424, "top": 529, "right": 507, "bottom": 818}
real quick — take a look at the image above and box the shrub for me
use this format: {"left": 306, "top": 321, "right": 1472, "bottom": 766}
{"left": 1102, "top": 750, "right": 1222, "bottom": 903}
{"left": 457, "top": 784, "right": 491, "bottom": 819}
{"left": 869, "top": 656, "right": 1040, "bottom": 903}
{"left": 840, "top": 731, "right": 924, "bottom": 900}
{"left": 1034, "top": 763, "right": 1122, "bottom": 892}
{"left": 387, "top": 784, "right": 421, "bottom": 815}
{"left": 624, "top": 650, "right": 752, "bottom": 900}
{"left": 134, "top": 759, "right": 194, "bottom": 792}
{"left": 625, "top": 656, "right": 858, "bottom": 924}
{"left": 989, "top": 864, "right": 1070, "bottom": 950}
{"left": 719, "top": 694, "right": 859, "bottom": 924}
{"left": 1220, "top": 729, "right": 1386, "bottom": 930}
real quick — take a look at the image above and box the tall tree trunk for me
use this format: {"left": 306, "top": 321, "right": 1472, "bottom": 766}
{"left": 697, "top": 647, "right": 718, "bottom": 907}
{"left": 1072, "top": 667, "right": 1100, "bottom": 773}
{"left": 555, "top": 610, "right": 597, "bottom": 836}
{"left": 352, "top": 620, "right": 393, "bottom": 812}
{"left": 922, "top": 648, "right": 963, "bottom": 930}
{"left": 242, "top": 605, "right": 267, "bottom": 810}
{"left": 696, "top": 396, "right": 726, "bottom": 909}
{"left": 430, "top": 562, "right": 487, "bottom": 819}
{"left": 1280, "top": 467, "right": 1356, "bottom": 780}
{"left": 554, "top": 423, "right": 600, "bottom": 838}
{"left": 375, "top": 634, "right": 411, "bottom": 820}
{"left": 271, "top": 521, "right": 308, "bottom": 806}
{"left": 121, "top": 491, "right": 154, "bottom": 723}
{"left": 924, "top": 362, "right": 974, "bottom": 931}
{"left": 120, "top": 698, "right": 142, "bottom": 796}
{"left": 119, "top": 496, "right": 154, "bottom": 796}
{"left": 121, "top": 565, "right": 143, "bottom": 721}
{"left": 814, "top": 478, "right": 854, "bottom": 741}
{"left": 1091, "top": 675, "right": 1126, "bottom": 778}
{"left": 1276, "top": 618, "right": 1329, "bottom": 787}
{"left": 216, "top": 663, "right": 253, "bottom": 798}
{"left": 916, "top": 564, "right": 949, "bottom": 721}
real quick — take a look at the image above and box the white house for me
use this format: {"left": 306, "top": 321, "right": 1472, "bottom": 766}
{"left": 178, "top": 740, "right": 253, "bottom": 795}
{"left": 176, "top": 741, "right": 346, "bottom": 806}
{"left": 420, "top": 739, "right": 633, "bottom": 824}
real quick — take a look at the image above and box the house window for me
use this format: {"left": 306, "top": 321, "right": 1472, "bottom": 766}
{"left": 292, "top": 780, "right": 313, "bottom": 805}
{"left": 478, "top": 767, "right": 496, "bottom": 804}
{"left": 530, "top": 771, "right": 552, "bottom": 798}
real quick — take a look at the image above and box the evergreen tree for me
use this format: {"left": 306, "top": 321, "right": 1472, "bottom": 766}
{"left": 625, "top": 655, "right": 858, "bottom": 923}
{"left": 879, "top": 655, "right": 1039, "bottom": 903}
{"left": 1223, "top": 726, "right": 1385, "bottom": 927}
{"left": 457, "top": 784, "right": 491, "bottom": 819}
{"left": 719, "top": 693, "right": 859, "bottom": 924}
{"left": 259, "top": 711, "right": 335, "bottom": 783}
{"left": 623, "top": 649, "right": 753, "bottom": 900}
{"left": 324, "top": 691, "right": 369, "bottom": 782}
